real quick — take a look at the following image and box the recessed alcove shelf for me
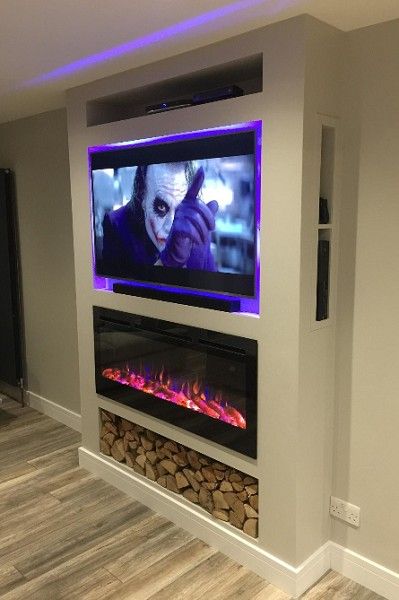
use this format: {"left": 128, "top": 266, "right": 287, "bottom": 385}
{"left": 97, "top": 399, "right": 258, "bottom": 478}
{"left": 86, "top": 53, "right": 263, "bottom": 127}
{"left": 313, "top": 117, "right": 338, "bottom": 326}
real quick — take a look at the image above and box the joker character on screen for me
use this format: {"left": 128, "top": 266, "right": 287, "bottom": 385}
{"left": 101, "top": 162, "right": 219, "bottom": 275}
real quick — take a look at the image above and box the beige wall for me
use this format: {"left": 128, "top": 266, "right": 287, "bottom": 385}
{"left": 0, "top": 109, "right": 80, "bottom": 414}
{"left": 333, "top": 19, "right": 399, "bottom": 571}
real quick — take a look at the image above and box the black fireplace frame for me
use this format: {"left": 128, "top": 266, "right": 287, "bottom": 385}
{"left": 93, "top": 306, "right": 257, "bottom": 458}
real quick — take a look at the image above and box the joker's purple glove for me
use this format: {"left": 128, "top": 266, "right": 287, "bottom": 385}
{"left": 160, "top": 167, "right": 218, "bottom": 268}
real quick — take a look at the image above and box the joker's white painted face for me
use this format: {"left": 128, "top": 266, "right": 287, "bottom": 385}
{"left": 142, "top": 163, "right": 188, "bottom": 251}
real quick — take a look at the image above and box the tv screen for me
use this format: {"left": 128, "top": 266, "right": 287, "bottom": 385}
{"left": 90, "top": 124, "right": 259, "bottom": 297}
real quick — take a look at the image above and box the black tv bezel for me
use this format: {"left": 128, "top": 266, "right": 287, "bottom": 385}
{"left": 89, "top": 127, "right": 259, "bottom": 299}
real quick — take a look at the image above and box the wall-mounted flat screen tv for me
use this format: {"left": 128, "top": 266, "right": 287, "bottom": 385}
{"left": 89, "top": 122, "right": 260, "bottom": 297}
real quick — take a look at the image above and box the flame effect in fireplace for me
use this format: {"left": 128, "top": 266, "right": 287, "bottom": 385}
{"left": 101, "top": 365, "right": 246, "bottom": 429}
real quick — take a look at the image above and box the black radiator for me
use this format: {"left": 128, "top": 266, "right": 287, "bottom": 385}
{"left": 0, "top": 169, "right": 23, "bottom": 388}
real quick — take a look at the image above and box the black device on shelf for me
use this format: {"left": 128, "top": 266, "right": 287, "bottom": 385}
{"left": 316, "top": 240, "right": 330, "bottom": 321}
{"left": 145, "top": 85, "right": 244, "bottom": 115}
{"left": 319, "top": 197, "right": 330, "bottom": 224}
{"left": 113, "top": 283, "right": 241, "bottom": 312}
{"left": 192, "top": 85, "right": 244, "bottom": 105}
{"left": 145, "top": 99, "right": 193, "bottom": 114}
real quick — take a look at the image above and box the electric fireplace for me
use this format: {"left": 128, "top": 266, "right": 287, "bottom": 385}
{"left": 94, "top": 307, "right": 257, "bottom": 457}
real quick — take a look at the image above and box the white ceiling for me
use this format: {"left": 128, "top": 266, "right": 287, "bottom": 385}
{"left": 1, "top": 0, "right": 398, "bottom": 124}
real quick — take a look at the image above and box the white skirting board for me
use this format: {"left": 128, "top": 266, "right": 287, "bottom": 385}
{"left": 79, "top": 447, "right": 330, "bottom": 598}
{"left": 330, "top": 543, "right": 399, "bottom": 600}
{"left": 27, "top": 391, "right": 82, "bottom": 432}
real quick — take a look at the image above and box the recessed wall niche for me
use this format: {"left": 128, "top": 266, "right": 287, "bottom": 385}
{"left": 100, "top": 409, "right": 259, "bottom": 538}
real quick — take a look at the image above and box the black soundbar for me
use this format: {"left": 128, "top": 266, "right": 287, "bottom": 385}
{"left": 113, "top": 284, "right": 241, "bottom": 312}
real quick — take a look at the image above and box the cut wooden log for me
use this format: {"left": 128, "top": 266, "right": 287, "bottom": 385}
{"left": 249, "top": 495, "right": 258, "bottom": 511}
{"left": 125, "top": 452, "right": 135, "bottom": 468}
{"left": 160, "top": 459, "right": 178, "bottom": 476}
{"left": 245, "top": 484, "right": 257, "bottom": 496}
{"left": 237, "top": 490, "right": 248, "bottom": 502}
{"left": 103, "top": 432, "right": 116, "bottom": 447}
{"left": 214, "top": 470, "right": 225, "bottom": 481}
{"left": 232, "top": 482, "right": 244, "bottom": 492}
{"left": 182, "top": 469, "right": 200, "bottom": 492}
{"left": 132, "top": 462, "right": 145, "bottom": 476}
{"left": 183, "top": 488, "right": 199, "bottom": 503}
{"left": 100, "top": 439, "right": 111, "bottom": 456}
{"left": 223, "top": 492, "right": 245, "bottom": 523}
{"left": 202, "top": 467, "right": 216, "bottom": 482}
{"left": 223, "top": 492, "right": 238, "bottom": 510}
{"left": 243, "top": 518, "right": 258, "bottom": 538}
{"left": 198, "top": 487, "right": 213, "bottom": 513}
{"left": 194, "top": 470, "right": 204, "bottom": 482}
{"left": 212, "top": 462, "right": 227, "bottom": 471}
{"left": 111, "top": 438, "right": 125, "bottom": 462}
{"left": 140, "top": 436, "right": 154, "bottom": 452}
{"left": 156, "top": 448, "right": 166, "bottom": 460}
{"left": 135, "top": 454, "right": 147, "bottom": 469}
{"left": 201, "top": 482, "right": 217, "bottom": 491}
{"left": 120, "top": 418, "right": 134, "bottom": 431}
{"left": 244, "top": 504, "right": 258, "bottom": 519}
{"left": 128, "top": 440, "right": 138, "bottom": 451}
{"left": 101, "top": 410, "right": 112, "bottom": 422}
{"left": 145, "top": 462, "right": 158, "bottom": 481}
{"left": 173, "top": 451, "right": 188, "bottom": 467}
{"left": 232, "top": 499, "right": 245, "bottom": 524}
{"left": 157, "top": 462, "right": 168, "bottom": 476}
{"left": 229, "top": 510, "right": 243, "bottom": 529}
{"left": 166, "top": 474, "right": 180, "bottom": 494}
{"left": 187, "top": 450, "right": 201, "bottom": 470}
{"left": 175, "top": 471, "right": 190, "bottom": 489}
{"left": 146, "top": 430, "right": 157, "bottom": 442}
{"left": 105, "top": 421, "right": 118, "bottom": 436}
{"left": 164, "top": 440, "right": 179, "bottom": 454}
{"left": 243, "top": 476, "right": 257, "bottom": 485}
{"left": 146, "top": 450, "right": 158, "bottom": 465}
{"left": 219, "top": 481, "right": 233, "bottom": 492}
{"left": 229, "top": 473, "right": 243, "bottom": 483}
{"left": 212, "top": 509, "right": 229, "bottom": 522}
{"left": 212, "top": 490, "right": 230, "bottom": 510}
{"left": 158, "top": 476, "right": 167, "bottom": 488}
{"left": 100, "top": 425, "right": 108, "bottom": 438}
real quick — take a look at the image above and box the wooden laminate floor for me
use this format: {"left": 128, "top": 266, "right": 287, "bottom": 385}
{"left": 0, "top": 398, "right": 386, "bottom": 600}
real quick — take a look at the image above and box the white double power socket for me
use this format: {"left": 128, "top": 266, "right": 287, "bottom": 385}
{"left": 329, "top": 496, "right": 360, "bottom": 527}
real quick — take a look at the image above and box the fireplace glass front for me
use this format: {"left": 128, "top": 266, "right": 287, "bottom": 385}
{"left": 94, "top": 307, "right": 257, "bottom": 457}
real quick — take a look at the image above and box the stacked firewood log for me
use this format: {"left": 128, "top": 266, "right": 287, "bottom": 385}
{"left": 100, "top": 410, "right": 258, "bottom": 538}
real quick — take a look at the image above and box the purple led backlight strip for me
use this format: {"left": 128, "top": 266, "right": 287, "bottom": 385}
{"left": 90, "top": 121, "right": 262, "bottom": 314}
{"left": 22, "top": 0, "right": 280, "bottom": 87}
